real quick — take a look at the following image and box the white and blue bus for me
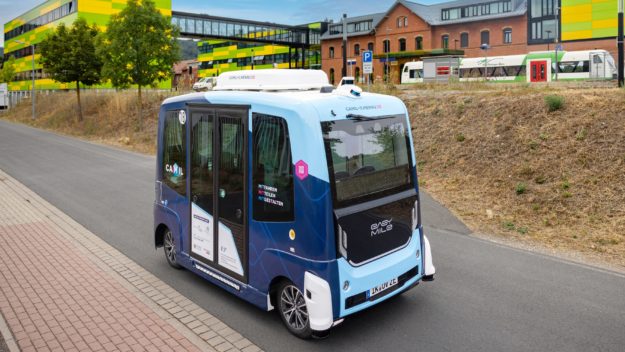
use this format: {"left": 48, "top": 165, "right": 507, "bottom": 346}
{"left": 153, "top": 70, "right": 435, "bottom": 338}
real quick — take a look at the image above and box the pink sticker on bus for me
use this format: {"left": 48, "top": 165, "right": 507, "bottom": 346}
{"left": 295, "top": 160, "right": 309, "bottom": 180}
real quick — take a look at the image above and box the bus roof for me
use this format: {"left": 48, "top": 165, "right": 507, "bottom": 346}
{"left": 162, "top": 72, "right": 407, "bottom": 123}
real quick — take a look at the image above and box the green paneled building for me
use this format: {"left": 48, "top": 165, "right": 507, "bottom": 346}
{"left": 2, "top": 0, "right": 172, "bottom": 91}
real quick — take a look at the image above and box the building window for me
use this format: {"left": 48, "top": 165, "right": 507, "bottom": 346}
{"left": 330, "top": 68, "right": 335, "bottom": 84}
{"left": 329, "top": 24, "right": 342, "bottom": 35}
{"left": 399, "top": 38, "right": 406, "bottom": 52}
{"left": 528, "top": 0, "right": 557, "bottom": 43}
{"left": 397, "top": 16, "right": 407, "bottom": 28}
{"left": 368, "top": 42, "right": 374, "bottom": 52}
{"left": 460, "top": 32, "right": 469, "bottom": 48}
{"left": 442, "top": 0, "right": 511, "bottom": 21}
{"left": 416, "top": 36, "right": 423, "bottom": 50}
{"left": 383, "top": 39, "right": 390, "bottom": 53}
{"left": 503, "top": 28, "right": 512, "bottom": 44}
{"left": 481, "top": 30, "right": 490, "bottom": 45}
{"left": 442, "top": 35, "right": 449, "bottom": 49}
{"left": 252, "top": 114, "right": 294, "bottom": 222}
{"left": 329, "top": 46, "right": 335, "bottom": 58}
{"left": 354, "top": 43, "right": 360, "bottom": 56}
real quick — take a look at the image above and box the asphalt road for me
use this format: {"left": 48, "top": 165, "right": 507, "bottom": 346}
{"left": 1, "top": 119, "right": 624, "bottom": 352}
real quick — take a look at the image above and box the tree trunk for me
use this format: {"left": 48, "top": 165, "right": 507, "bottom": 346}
{"left": 138, "top": 85, "right": 143, "bottom": 130}
{"left": 76, "top": 81, "right": 83, "bottom": 122}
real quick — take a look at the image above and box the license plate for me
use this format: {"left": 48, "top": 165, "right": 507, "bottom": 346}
{"left": 368, "top": 277, "right": 398, "bottom": 298}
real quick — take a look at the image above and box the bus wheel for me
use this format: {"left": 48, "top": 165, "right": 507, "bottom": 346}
{"left": 164, "top": 229, "right": 182, "bottom": 269}
{"left": 277, "top": 281, "right": 312, "bottom": 339}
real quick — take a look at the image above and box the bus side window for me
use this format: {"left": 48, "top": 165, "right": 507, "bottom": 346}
{"left": 162, "top": 111, "right": 186, "bottom": 195}
{"left": 252, "top": 114, "right": 294, "bottom": 222}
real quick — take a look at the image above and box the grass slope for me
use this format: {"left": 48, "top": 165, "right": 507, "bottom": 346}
{"left": 402, "top": 85, "right": 625, "bottom": 267}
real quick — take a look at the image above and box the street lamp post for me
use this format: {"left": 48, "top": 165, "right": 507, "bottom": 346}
{"left": 251, "top": 48, "right": 255, "bottom": 70}
{"left": 546, "top": 30, "right": 552, "bottom": 51}
{"left": 555, "top": 5, "right": 560, "bottom": 81}
{"left": 14, "top": 40, "right": 36, "bottom": 120}
{"left": 481, "top": 43, "right": 490, "bottom": 81}
{"left": 342, "top": 14, "right": 348, "bottom": 79}
{"left": 385, "top": 27, "right": 391, "bottom": 83}
{"left": 619, "top": 0, "right": 624, "bottom": 87}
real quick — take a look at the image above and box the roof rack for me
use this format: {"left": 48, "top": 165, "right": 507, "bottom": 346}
{"left": 213, "top": 69, "right": 330, "bottom": 91}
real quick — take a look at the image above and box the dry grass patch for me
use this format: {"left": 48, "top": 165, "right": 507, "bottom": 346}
{"left": 2, "top": 90, "right": 180, "bottom": 154}
{"left": 403, "top": 86, "right": 625, "bottom": 267}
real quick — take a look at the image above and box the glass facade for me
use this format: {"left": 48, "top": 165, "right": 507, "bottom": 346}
{"left": 442, "top": 0, "right": 512, "bottom": 21}
{"left": 4, "top": 0, "right": 77, "bottom": 42}
{"left": 528, "top": 0, "right": 558, "bottom": 43}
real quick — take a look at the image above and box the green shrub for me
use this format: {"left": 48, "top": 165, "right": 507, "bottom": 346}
{"left": 516, "top": 183, "right": 527, "bottom": 195}
{"left": 544, "top": 95, "right": 565, "bottom": 112}
{"left": 503, "top": 221, "right": 515, "bottom": 231}
{"left": 455, "top": 132, "right": 465, "bottom": 142}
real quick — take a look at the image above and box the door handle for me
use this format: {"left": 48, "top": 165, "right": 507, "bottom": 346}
{"left": 235, "top": 209, "right": 243, "bottom": 220}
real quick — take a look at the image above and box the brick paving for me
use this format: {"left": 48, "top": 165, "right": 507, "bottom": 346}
{"left": 0, "top": 169, "right": 261, "bottom": 352}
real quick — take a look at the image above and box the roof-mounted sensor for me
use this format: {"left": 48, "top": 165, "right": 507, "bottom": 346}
{"left": 213, "top": 69, "right": 330, "bottom": 91}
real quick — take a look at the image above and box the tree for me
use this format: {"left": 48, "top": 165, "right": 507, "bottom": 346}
{"left": 99, "top": 0, "right": 179, "bottom": 127}
{"left": 0, "top": 56, "right": 17, "bottom": 83}
{"left": 39, "top": 18, "right": 102, "bottom": 122}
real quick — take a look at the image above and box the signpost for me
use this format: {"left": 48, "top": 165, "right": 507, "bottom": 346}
{"left": 555, "top": 43, "right": 563, "bottom": 81}
{"left": 347, "top": 59, "right": 356, "bottom": 77}
{"left": 362, "top": 50, "right": 373, "bottom": 89}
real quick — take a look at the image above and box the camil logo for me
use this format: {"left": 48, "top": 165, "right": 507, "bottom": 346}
{"left": 165, "top": 163, "right": 184, "bottom": 177}
{"left": 371, "top": 219, "right": 393, "bottom": 236}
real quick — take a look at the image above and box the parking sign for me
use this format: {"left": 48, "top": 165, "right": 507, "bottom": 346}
{"left": 362, "top": 50, "right": 373, "bottom": 74}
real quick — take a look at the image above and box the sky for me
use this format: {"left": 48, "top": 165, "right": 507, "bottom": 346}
{"left": 0, "top": 0, "right": 445, "bottom": 48}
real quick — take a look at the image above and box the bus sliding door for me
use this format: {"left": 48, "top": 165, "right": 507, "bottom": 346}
{"left": 189, "top": 106, "right": 248, "bottom": 283}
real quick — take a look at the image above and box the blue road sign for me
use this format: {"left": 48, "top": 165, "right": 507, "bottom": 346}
{"left": 362, "top": 51, "right": 373, "bottom": 63}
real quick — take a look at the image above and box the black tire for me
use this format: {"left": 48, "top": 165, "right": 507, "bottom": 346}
{"left": 277, "top": 281, "right": 313, "bottom": 339}
{"left": 163, "top": 229, "right": 182, "bottom": 269}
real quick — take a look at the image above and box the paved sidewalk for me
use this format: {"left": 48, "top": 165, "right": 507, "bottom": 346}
{"left": 0, "top": 169, "right": 261, "bottom": 352}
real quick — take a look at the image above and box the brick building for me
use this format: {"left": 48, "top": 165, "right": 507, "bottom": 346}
{"left": 321, "top": 0, "right": 617, "bottom": 84}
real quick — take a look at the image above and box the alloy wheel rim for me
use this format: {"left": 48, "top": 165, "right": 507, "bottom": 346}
{"left": 281, "top": 285, "right": 309, "bottom": 330}
{"left": 164, "top": 231, "right": 176, "bottom": 263}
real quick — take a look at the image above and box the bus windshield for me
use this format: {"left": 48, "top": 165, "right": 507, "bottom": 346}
{"left": 321, "top": 115, "right": 413, "bottom": 207}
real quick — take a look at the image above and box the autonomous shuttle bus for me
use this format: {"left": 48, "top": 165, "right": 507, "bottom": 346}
{"left": 154, "top": 70, "right": 435, "bottom": 338}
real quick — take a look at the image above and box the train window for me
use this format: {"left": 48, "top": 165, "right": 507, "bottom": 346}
{"left": 558, "top": 62, "right": 577, "bottom": 73}
{"left": 580, "top": 60, "right": 590, "bottom": 72}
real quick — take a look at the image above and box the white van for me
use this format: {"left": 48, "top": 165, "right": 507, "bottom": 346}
{"left": 193, "top": 77, "right": 216, "bottom": 91}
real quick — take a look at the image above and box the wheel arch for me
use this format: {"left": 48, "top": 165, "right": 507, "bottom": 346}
{"left": 155, "top": 223, "right": 169, "bottom": 248}
{"left": 268, "top": 275, "right": 292, "bottom": 307}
